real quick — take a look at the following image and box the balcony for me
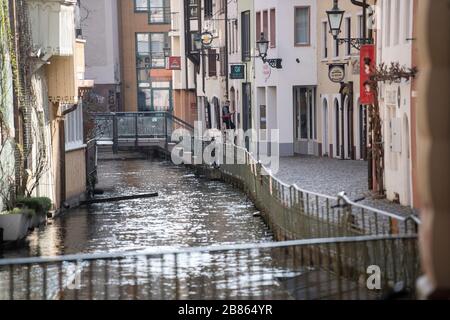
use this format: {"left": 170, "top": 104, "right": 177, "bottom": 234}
{"left": 48, "top": 39, "right": 93, "bottom": 104}
{"left": 28, "top": 0, "right": 77, "bottom": 57}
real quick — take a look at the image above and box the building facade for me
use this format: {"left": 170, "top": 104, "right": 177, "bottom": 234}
{"left": 118, "top": 0, "right": 172, "bottom": 112}
{"left": 29, "top": 0, "right": 92, "bottom": 209}
{"left": 316, "top": 0, "right": 369, "bottom": 161}
{"left": 169, "top": 0, "right": 197, "bottom": 125}
{"left": 82, "top": 0, "right": 121, "bottom": 112}
{"left": 255, "top": 0, "right": 317, "bottom": 157}
{"left": 376, "top": 0, "right": 415, "bottom": 206}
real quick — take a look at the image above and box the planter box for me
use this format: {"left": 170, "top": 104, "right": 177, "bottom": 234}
{"left": 0, "top": 213, "right": 31, "bottom": 242}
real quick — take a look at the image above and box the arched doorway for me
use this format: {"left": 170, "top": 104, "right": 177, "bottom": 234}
{"left": 343, "top": 96, "right": 349, "bottom": 159}
{"left": 212, "top": 97, "right": 221, "bottom": 130}
{"left": 230, "top": 87, "right": 236, "bottom": 128}
{"left": 323, "top": 98, "right": 329, "bottom": 157}
{"left": 358, "top": 101, "right": 367, "bottom": 160}
{"left": 334, "top": 98, "right": 340, "bottom": 158}
{"left": 205, "top": 98, "right": 212, "bottom": 129}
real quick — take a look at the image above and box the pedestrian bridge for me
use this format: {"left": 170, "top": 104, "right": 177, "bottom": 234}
{"left": 92, "top": 112, "right": 194, "bottom": 155}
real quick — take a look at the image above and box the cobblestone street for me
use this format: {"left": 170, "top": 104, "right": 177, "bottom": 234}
{"left": 275, "top": 156, "right": 416, "bottom": 217}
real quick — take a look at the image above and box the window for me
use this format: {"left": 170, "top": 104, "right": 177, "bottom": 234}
{"left": 385, "top": 1, "right": 391, "bottom": 47}
{"left": 334, "top": 37, "right": 339, "bottom": 57}
{"left": 241, "top": 11, "right": 251, "bottom": 61}
{"left": 393, "top": 0, "right": 400, "bottom": 45}
{"left": 148, "top": 0, "right": 170, "bottom": 24}
{"left": 219, "top": 47, "right": 226, "bottom": 76}
{"left": 345, "top": 17, "right": 351, "bottom": 55}
{"left": 204, "top": 0, "right": 213, "bottom": 19}
{"left": 294, "top": 87, "right": 315, "bottom": 140}
{"left": 294, "top": 7, "right": 310, "bottom": 46}
{"left": 263, "top": 10, "right": 269, "bottom": 40}
{"left": 138, "top": 81, "right": 171, "bottom": 111}
{"left": 208, "top": 49, "right": 217, "bottom": 77}
{"left": 404, "top": 0, "right": 411, "bottom": 42}
{"left": 188, "top": 0, "right": 199, "bottom": 19}
{"left": 358, "top": 15, "right": 364, "bottom": 39}
{"left": 270, "top": 9, "right": 276, "bottom": 47}
{"left": 137, "top": 33, "right": 169, "bottom": 69}
{"left": 64, "top": 103, "right": 84, "bottom": 150}
{"left": 322, "top": 21, "right": 328, "bottom": 58}
{"left": 260, "top": 105, "right": 267, "bottom": 130}
{"left": 136, "top": 33, "right": 171, "bottom": 111}
{"left": 256, "top": 11, "right": 261, "bottom": 40}
{"left": 135, "top": 0, "right": 148, "bottom": 12}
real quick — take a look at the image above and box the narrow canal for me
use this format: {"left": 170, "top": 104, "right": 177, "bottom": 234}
{"left": 1, "top": 158, "right": 304, "bottom": 300}
{"left": 2, "top": 159, "right": 273, "bottom": 258}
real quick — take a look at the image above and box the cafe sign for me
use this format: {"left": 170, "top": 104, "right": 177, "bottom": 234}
{"left": 329, "top": 64, "right": 346, "bottom": 83}
{"left": 167, "top": 56, "right": 182, "bottom": 70}
{"left": 230, "top": 64, "right": 245, "bottom": 79}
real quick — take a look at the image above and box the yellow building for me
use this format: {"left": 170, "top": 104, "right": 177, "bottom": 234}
{"left": 27, "top": 0, "right": 93, "bottom": 211}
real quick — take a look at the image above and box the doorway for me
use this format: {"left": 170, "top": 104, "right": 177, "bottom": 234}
{"left": 293, "top": 86, "right": 316, "bottom": 154}
{"left": 323, "top": 98, "right": 329, "bottom": 156}
{"left": 334, "top": 98, "right": 340, "bottom": 158}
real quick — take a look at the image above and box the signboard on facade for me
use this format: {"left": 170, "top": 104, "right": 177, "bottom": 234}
{"left": 328, "top": 64, "right": 346, "bottom": 83}
{"left": 230, "top": 64, "right": 245, "bottom": 79}
{"left": 167, "top": 56, "right": 182, "bottom": 70}
{"left": 360, "top": 44, "right": 376, "bottom": 105}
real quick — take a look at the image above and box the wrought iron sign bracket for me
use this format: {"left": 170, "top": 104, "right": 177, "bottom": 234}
{"left": 336, "top": 38, "right": 373, "bottom": 50}
{"left": 262, "top": 58, "right": 283, "bottom": 69}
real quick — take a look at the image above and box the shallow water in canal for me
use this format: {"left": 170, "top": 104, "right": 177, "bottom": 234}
{"left": 2, "top": 159, "right": 273, "bottom": 258}
{"left": 0, "top": 160, "right": 310, "bottom": 300}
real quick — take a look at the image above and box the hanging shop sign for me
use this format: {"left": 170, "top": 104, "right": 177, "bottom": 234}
{"left": 328, "top": 64, "right": 346, "bottom": 83}
{"left": 201, "top": 31, "right": 214, "bottom": 47}
{"left": 360, "top": 44, "right": 376, "bottom": 105}
{"left": 230, "top": 64, "right": 245, "bottom": 79}
{"left": 167, "top": 56, "right": 182, "bottom": 70}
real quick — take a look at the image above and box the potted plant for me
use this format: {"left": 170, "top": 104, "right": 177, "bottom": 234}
{"left": 0, "top": 208, "right": 34, "bottom": 242}
{"left": 16, "top": 197, "right": 52, "bottom": 229}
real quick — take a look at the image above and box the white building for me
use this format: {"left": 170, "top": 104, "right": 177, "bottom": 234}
{"left": 196, "top": 0, "right": 229, "bottom": 132}
{"left": 81, "top": 0, "right": 121, "bottom": 111}
{"left": 254, "top": 0, "right": 318, "bottom": 156}
{"left": 169, "top": 0, "right": 197, "bottom": 125}
{"left": 377, "top": 0, "right": 414, "bottom": 206}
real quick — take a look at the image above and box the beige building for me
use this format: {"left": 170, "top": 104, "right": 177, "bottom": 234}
{"left": 316, "top": 1, "right": 370, "bottom": 160}
{"left": 118, "top": 0, "right": 173, "bottom": 113}
{"left": 28, "top": 0, "right": 92, "bottom": 210}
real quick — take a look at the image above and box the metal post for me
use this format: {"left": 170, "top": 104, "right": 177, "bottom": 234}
{"left": 134, "top": 113, "right": 138, "bottom": 148}
{"left": 113, "top": 115, "right": 118, "bottom": 154}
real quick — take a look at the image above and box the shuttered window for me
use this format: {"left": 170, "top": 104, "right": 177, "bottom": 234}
{"left": 208, "top": 49, "right": 217, "bottom": 77}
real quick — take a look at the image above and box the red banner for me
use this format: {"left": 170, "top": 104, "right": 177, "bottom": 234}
{"left": 360, "top": 45, "right": 376, "bottom": 105}
{"left": 167, "top": 56, "right": 182, "bottom": 70}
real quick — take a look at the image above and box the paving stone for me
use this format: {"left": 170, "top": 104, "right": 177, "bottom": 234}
{"left": 274, "top": 156, "right": 416, "bottom": 218}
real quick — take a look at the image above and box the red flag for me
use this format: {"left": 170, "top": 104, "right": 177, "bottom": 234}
{"left": 360, "top": 45, "right": 376, "bottom": 105}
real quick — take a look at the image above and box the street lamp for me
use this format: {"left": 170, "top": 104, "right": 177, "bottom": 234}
{"left": 256, "top": 32, "right": 269, "bottom": 60}
{"left": 326, "top": 0, "right": 372, "bottom": 50}
{"left": 326, "top": 0, "right": 345, "bottom": 38}
{"left": 163, "top": 46, "right": 171, "bottom": 58}
{"left": 256, "top": 32, "right": 282, "bottom": 69}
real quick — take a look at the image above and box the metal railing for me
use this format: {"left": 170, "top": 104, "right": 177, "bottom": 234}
{"left": 91, "top": 112, "right": 194, "bottom": 152}
{"left": 201, "top": 142, "right": 420, "bottom": 239}
{"left": 0, "top": 235, "right": 420, "bottom": 300}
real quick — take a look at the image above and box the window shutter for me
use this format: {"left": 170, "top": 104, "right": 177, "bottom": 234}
{"left": 208, "top": 49, "right": 217, "bottom": 77}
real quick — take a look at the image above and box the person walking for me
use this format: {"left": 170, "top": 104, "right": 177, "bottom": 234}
{"left": 222, "top": 101, "right": 235, "bottom": 130}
